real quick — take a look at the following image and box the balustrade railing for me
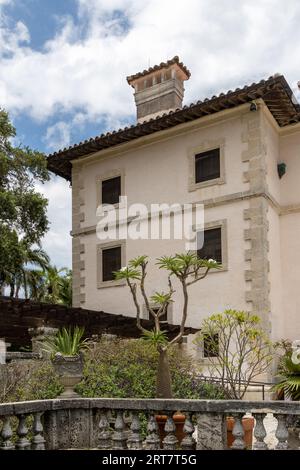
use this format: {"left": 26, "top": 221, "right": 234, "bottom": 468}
{"left": 0, "top": 398, "right": 299, "bottom": 450}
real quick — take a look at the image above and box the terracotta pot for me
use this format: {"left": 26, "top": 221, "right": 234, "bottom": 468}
{"left": 226, "top": 416, "right": 254, "bottom": 449}
{"left": 52, "top": 352, "right": 83, "bottom": 398}
{"left": 156, "top": 413, "right": 186, "bottom": 448}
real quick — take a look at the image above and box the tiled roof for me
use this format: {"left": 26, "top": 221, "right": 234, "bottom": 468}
{"left": 126, "top": 55, "right": 191, "bottom": 84}
{"left": 47, "top": 74, "right": 300, "bottom": 181}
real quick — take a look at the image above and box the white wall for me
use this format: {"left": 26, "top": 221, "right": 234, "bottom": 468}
{"left": 79, "top": 112, "right": 250, "bottom": 328}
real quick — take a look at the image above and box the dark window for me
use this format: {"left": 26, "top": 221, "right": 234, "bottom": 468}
{"left": 203, "top": 333, "right": 219, "bottom": 358}
{"left": 195, "top": 148, "right": 220, "bottom": 183}
{"left": 102, "top": 176, "right": 121, "bottom": 205}
{"left": 197, "top": 227, "right": 222, "bottom": 263}
{"left": 102, "top": 246, "right": 121, "bottom": 282}
{"left": 148, "top": 307, "right": 168, "bottom": 323}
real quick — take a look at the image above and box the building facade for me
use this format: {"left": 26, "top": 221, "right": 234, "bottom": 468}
{"left": 48, "top": 57, "right": 300, "bottom": 354}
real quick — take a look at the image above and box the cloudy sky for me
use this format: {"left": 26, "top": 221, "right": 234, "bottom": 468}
{"left": 1, "top": 0, "right": 300, "bottom": 268}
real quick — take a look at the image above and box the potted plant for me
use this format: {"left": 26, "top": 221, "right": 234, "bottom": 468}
{"left": 272, "top": 340, "right": 300, "bottom": 400}
{"left": 195, "top": 309, "right": 273, "bottom": 449}
{"left": 115, "top": 253, "right": 220, "bottom": 446}
{"left": 42, "top": 326, "right": 89, "bottom": 398}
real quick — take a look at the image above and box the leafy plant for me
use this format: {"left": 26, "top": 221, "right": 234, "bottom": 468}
{"left": 77, "top": 337, "right": 225, "bottom": 400}
{"left": 194, "top": 309, "right": 273, "bottom": 399}
{"left": 273, "top": 342, "right": 300, "bottom": 400}
{"left": 115, "top": 252, "right": 221, "bottom": 398}
{"left": 142, "top": 329, "right": 168, "bottom": 347}
{"left": 41, "top": 326, "right": 89, "bottom": 358}
{"left": 1, "top": 339, "right": 225, "bottom": 403}
{"left": 0, "top": 108, "right": 49, "bottom": 292}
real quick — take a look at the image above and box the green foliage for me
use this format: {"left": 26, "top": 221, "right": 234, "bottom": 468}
{"left": 26, "top": 265, "right": 72, "bottom": 306}
{"left": 42, "top": 326, "right": 88, "bottom": 358}
{"left": 15, "top": 362, "right": 63, "bottom": 401}
{"left": 142, "top": 329, "right": 168, "bottom": 347}
{"left": 0, "top": 360, "right": 62, "bottom": 403}
{"left": 1, "top": 339, "right": 225, "bottom": 403}
{"left": 113, "top": 266, "right": 141, "bottom": 281}
{"left": 0, "top": 108, "right": 49, "bottom": 289}
{"left": 77, "top": 338, "right": 225, "bottom": 399}
{"left": 156, "top": 252, "right": 221, "bottom": 276}
{"left": 150, "top": 291, "right": 173, "bottom": 305}
{"left": 273, "top": 347, "right": 300, "bottom": 400}
{"left": 195, "top": 309, "right": 273, "bottom": 399}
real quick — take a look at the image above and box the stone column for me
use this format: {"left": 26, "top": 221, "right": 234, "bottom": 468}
{"left": 28, "top": 327, "right": 58, "bottom": 357}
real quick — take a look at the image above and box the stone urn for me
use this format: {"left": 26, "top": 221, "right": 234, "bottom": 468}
{"left": 52, "top": 352, "right": 84, "bottom": 398}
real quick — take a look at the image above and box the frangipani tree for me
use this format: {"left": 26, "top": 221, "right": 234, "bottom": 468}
{"left": 115, "top": 252, "right": 220, "bottom": 398}
{"left": 195, "top": 309, "right": 273, "bottom": 399}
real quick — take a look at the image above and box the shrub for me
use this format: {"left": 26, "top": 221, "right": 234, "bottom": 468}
{"left": 1, "top": 338, "right": 225, "bottom": 402}
{"left": 0, "top": 360, "right": 62, "bottom": 403}
{"left": 77, "top": 337, "right": 225, "bottom": 399}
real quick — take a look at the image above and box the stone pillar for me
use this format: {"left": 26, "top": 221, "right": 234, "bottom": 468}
{"left": 28, "top": 327, "right": 58, "bottom": 357}
{"left": 196, "top": 412, "right": 226, "bottom": 450}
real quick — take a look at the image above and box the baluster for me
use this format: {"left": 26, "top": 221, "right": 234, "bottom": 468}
{"left": 231, "top": 413, "right": 245, "bottom": 450}
{"left": 145, "top": 414, "right": 160, "bottom": 450}
{"left": 181, "top": 413, "right": 196, "bottom": 450}
{"left": 98, "top": 410, "right": 111, "bottom": 449}
{"left": 253, "top": 413, "right": 267, "bottom": 450}
{"left": 16, "top": 414, "right": 30, "bottom": 450}
{"left": 275, "top": 414, "right": 289, "bottom": 450}
{"left": 112, "top": 411, "right": 127, "bottom": 449}
{"left": 0, "top": 417, "right": 15, "bottom": 450}
{"left": 127, "top": 412, "right": 143, "bottom": 450}
{"left": 32, "top": 412, "right": 45, "bottom": 450}
{"left": 162, "top": 414, "right": 178, "bottom": 450}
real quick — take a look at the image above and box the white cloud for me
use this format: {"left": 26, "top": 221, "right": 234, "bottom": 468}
{"left": 2, "top": 0, "right": 300, "bottom": 270}
{"left": 36, "top": 178, "right": 72, "bottom": 268}
{"left": 0, "top": 0, "right": 299, "bottom": 123}
{"left": 44, "top": 121, "right": 71, "bottom": 151}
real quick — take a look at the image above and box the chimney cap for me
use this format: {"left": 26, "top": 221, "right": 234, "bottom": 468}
{"left": 126, "top": 55, "right": 191, "bottom": 86}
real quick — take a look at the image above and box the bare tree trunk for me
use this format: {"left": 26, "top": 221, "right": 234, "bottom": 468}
{"left": 156, "top": 348, "right": 173, "bottom": 398}
{"left": 9, "top": 283, "right": 14, "bottom": 297}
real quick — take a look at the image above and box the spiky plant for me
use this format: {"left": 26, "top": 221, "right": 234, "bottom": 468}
{"left": 273, "top": 353, "right": 300, "bottom": 400}
{"left": 142, "top": 329, "right": 168, "bottom": 347}
{"left": 114, "top": 252, "right": 221, "bottom": 398}
{"left": 42, "top": 326, "right": 89, "bottom": 358}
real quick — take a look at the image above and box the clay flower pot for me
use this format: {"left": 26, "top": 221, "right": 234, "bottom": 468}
{"left": 226, "top": 416, "right": 254, "bottom": 449}
{"left": 52, "top": 352, "right": 84, "bottom": 398}
{"left": 156, "top": 412, "right": 186, "bottom": 448}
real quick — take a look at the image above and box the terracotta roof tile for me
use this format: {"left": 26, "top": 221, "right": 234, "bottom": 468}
{"left": 47, "top": 74, "right": 300, "bottom": 181}
{"left": 126, "top": 55, "right": 191, "bottom": 84}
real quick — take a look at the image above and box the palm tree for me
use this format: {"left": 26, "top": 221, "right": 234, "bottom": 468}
{"left": 10, "top": 244, "right": 50, "bottom": 298}
{"left": 43, "top": 265, "right": 71, "bottom": 305}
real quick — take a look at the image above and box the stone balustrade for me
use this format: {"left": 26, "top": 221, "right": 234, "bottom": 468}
{"left": 0, "top": 398, "right": 299, "bottom": 450}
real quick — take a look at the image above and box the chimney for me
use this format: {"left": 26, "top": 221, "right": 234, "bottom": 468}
{"left": 127, "top": 56, "right": 191, "bottom": 123}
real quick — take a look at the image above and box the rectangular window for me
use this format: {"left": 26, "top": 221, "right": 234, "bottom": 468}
{"left": 102, "top": 246, "right": 121, "bottom": 282}
{"left": 153, "top": 307, "right": 168, "bottom": 323}
{"left": 203, "top": 333, "right": 219, "bottom": 358}
{"left": 197, "top": 227, "right": 222, "bottom": 263}
{"left": 195, "top": 148, "right": 220, "bottom": 184}
{"left": 145, "top": 306, "right": 169, "bottom": 324}
{"left": 102, "top": 176, "right": 121, "bottom": 205}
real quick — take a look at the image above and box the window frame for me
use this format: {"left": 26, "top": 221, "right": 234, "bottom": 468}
{"left": 97, "top": 240, "right": 126, "bottom": 288}
{"left": 142, "top": 303, "right": 173, "bottom": 324}
{"left": 194, "top": 219, "right": 228, "bottom": 273}
{"left": 188, "top": 139, "right": 225, "bottom": 191}
{"left": 96, "top": 169, "right": 125, "bottom": 210}
{"left": 203, "top": 333, "right": 219, "bottom": 358}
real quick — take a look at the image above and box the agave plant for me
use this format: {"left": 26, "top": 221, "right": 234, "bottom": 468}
{"left": 273, "top": 353, "right": 300, "bottom": 400}
{"left": 42, "top": 326, "right": 89, "bottom": 358}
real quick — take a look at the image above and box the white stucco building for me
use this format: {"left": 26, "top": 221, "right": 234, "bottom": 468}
{"left": 48, "top": 57, "right": 300, "bottom": 354}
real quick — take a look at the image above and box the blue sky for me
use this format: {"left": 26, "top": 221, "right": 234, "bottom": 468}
{"left": 1, "top": 0, "right": 300, "bottom": 269}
